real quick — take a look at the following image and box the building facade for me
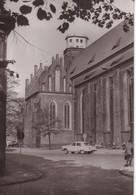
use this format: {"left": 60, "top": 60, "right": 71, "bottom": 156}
{"left": 70, "top": 22, "right": 134, "bottom": 146}
{"left": 24, "top": 35, "right": 88, "bottom": 147}
{"left": 24, "top": 22, "right": 134, "bottom": 148}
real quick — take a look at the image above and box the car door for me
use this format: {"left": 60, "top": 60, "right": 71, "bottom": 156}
{"left": 76, "top": 142, "right": 82, "bottom": 152}
{"left": 70, "top": 142, "right": 76, "bottom": 152}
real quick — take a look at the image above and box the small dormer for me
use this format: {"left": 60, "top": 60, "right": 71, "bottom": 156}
{"left": 65, "top": 35, "right": 88, "bottom": 49}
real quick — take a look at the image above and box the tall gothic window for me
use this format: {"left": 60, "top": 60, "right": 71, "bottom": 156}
{"left": 63, "top": 77, "right": 66, "bottom": 92}
{"left": 109, "top": 77, "right": 114, "bottom": 142}
{"left": 80, "top": 93, "right": 83, "bottom": 134}
{"left": 50, "top": 101, "right": 56, "bottom": 128}
{"left": 127, "top": 69, "right": 133, "bottom": 128}
{"left": 64, "top": 102, "right": 71, "bottom": 129}
{"left": 93, "top": 84, "right": 97, "bottom": 142}
{"left": 69, "top": 85, "right": 72, "bottom": 93}
{"left": 55, "top": 68, "right": 60, "bottom": 92}
{"left": 49, "top": 76, "right": 52, "bottom": 91}
{"left": 41, "top": 83, "right": 45, "bottom": 91}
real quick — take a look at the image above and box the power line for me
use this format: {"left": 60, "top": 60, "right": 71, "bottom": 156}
{"left": 13, "top": 30, "right": 52, "bottom": 58}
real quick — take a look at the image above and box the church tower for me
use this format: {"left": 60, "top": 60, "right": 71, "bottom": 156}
{"left": 63, "top": 35, "right": 88, "bottom": 73}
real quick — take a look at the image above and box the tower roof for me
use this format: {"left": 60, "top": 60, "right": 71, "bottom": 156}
{"left": 65, "top": 35, "right": 89, "bottom": 40}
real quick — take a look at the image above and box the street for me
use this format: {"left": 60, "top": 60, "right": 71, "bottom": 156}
{"left": 0, "top": 148, "right": 133, "bottom": 195}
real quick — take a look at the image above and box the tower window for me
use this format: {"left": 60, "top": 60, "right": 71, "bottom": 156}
{"left": 80, "top": 39, "right": 83, "bottom": 43}
{"left": 69, "top": 39, "right": 72, "bottom": 43}
{"left": 76, "top": 39, "right": 79, "bottom": 42}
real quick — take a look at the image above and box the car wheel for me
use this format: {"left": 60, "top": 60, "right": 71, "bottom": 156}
{"left": 80, "top": 150, "right": 85, "bottom": 154}
{"left": 71, "top": 151, "right": 75, "bottom": 154}
{"left": 64, "top": 149, "right": 68, "bottom": 154}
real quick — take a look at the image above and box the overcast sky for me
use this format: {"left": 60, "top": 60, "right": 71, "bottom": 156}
{"left": 6, "top": 0, "right": 134, "bottom": 97}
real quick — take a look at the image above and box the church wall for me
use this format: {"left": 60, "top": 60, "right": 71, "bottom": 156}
{"left": 24, "top": 98, "right": 35, "bottom": 147}
{"left": 73, "top": 58, "right": 133, "bottom": 146}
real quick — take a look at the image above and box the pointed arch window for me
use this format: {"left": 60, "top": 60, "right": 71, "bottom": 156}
{"left": 80, "top": 93, "right": 83, "bottom": 134}
{"left": 63, "top": 77, "right": 66, "bottom": 92}
{"left": 109, "top": 77, "right": 114, "bottom": 139}
{"left": 69, "top": 85, "right": 72, "bottom": 93}
{"left": 55, "top": 68, "right": 60, "bottom": 92}
{"left": 126, "top": 69, "right": 133, "bottom": 129}
{"left": 50, "top": 101, "right": 56, "bottom": 128}
{"left": 41, "top": 83, "right": 46, "bottom": 91}
{"left": 64, "top": 102, "right": 71, "bottom": 129}
{"left": 49, "top": 76, "right": 52, "bottom": 91}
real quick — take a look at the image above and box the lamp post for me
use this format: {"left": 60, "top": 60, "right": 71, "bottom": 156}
{"left": 0, "top": 15, "right": 15, "bottom": 176}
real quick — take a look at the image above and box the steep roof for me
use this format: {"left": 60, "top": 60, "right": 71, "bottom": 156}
{"left": 69, "top": 21, "right": 134, "bottom": 79}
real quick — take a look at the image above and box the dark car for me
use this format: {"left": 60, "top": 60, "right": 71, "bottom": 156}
{"left": 8, "top": 141, "right": 18, "bottom": 147}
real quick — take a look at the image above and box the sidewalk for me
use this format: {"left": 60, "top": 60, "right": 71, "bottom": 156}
{"left": 0, "top": 148, "right": 133, "bottom": 186}
{"left": 95, "top": 149, "right": 134, "bottom": 178}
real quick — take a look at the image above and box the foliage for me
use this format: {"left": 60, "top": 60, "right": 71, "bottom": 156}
{"left": 6, "top": 73, "right": 25, "bottom": 137}
{"left": 34, "top": 107, "right": 62, "bottom": 149}
{"left": 0, "top": 0, "right": 134, "bottom": 32}
{"left": 57, "top": 0, "right": 134, "bottom": 33}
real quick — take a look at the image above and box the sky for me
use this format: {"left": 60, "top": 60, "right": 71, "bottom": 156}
{"left": 6, "top": 0, "right": 134, "bottom": 97}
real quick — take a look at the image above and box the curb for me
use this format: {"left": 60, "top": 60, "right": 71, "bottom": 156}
{"left": 118, "top": 170, "right": 133, "bottom": 178}
{"left": 0, "top": 169, "right": 42, "bottom": 187}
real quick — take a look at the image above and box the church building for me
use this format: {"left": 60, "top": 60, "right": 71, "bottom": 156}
{"left": 69, "top": 22, "right": 134, "bottom": 146}
{"left": 24, "top": 21, "right": 134, "bottom": 148}
{"left": 24, "top": 35, "right": 88, "bottom": 147}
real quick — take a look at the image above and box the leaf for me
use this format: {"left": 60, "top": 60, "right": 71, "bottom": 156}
{"left": 33, "top": 0, "right": 44, "bottom": 7}
{"left": 63, "top": 22, "right": 69, "bottom": 30}
{"left": 50, "top": 4, "right": 56, "bottom": 13}
{"left": 9, "top": 0, "right": 19, "bottom": 2}
{"left": 58, "top": 14, "right": 64, "bottom": 20}
{"left": 106, "top": 21, "right": 113, "bottom": 29}
{"left": 22, "top": 0, "right": 30, "bottom": 2}
{"left": 62, "top": 2, "right": 68, "bottom": 10}
{"left": 128, "top": 19, "right": 134, "bottom": 26}
{"left": 45, "top": 12, "right": 52, "bottom": 20}
{"left": 57, "top": 25, "right": 65, "bottom": 33}
{"left": 17, "top": 15, "right": 29, "bottom": 26}
{"left": 37, "top": 8, "right": 46, "bottom": 20}
{"left": 123, "top": 23, "right": 130, "bottom": 32}
{"left": 68, "top": 16, "right": 75, "bottom": 23}
{"left": 73, "top": 0, "right": 92, "bottom": 10}
{"left": 20, "top": 5, "right": 32, "bottom": 15}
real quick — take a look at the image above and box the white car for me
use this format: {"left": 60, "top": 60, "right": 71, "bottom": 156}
{"left": 62, "top": 141, "right": 97, "bottom": 154}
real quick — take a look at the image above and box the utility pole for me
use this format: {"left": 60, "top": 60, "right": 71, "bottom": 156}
{"left": 0, "top": 15, "right": 15, "bottom": 176}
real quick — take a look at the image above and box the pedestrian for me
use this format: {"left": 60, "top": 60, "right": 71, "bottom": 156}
{"left": 124, "top": 140, "right": 133, "bottom": 167}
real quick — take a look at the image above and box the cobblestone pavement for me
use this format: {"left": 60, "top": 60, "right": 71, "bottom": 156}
{"left": 0, "top": 148, "right": 134, "bottom": 195}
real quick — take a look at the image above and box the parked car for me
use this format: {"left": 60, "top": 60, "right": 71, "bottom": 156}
{"left": 6, "top": 140, "right": 12, "bottom": 147}
{"left": 7, "top": 140, "right": 18, "bottom": 147}
{"left": 62, "top": 141, "right": 97, "bottom": 154}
